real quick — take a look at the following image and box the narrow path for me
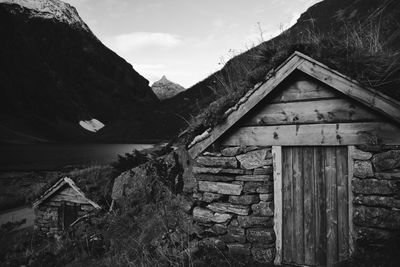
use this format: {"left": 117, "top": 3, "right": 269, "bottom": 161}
{"left": 0, "top": 206, "right": 34, "bottom": 230}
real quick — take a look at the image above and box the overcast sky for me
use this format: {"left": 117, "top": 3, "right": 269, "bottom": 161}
{"left": 66, "top": 0, "right": 320, "bottom": 87}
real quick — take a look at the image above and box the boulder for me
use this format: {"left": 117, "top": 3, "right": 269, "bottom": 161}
{"left": 227, "top": 243, "right": 251, "bottom": 255}
{"left": 207, "top": 202, "right": 250, "bottom": 215}
{"left": 212, "top": 213, "right": 233, "bottom": 223}
{"left": 193, "top": 207, "right": 233, "bottom": 223}
{"left": 196, "top": 156, "right": 238, "bottom": 168}
{"left": 252, "top": 201, "right": 274, "bottom": 216}
{"left": 229, "top": 195, "right": 260, "bottom": 205}
{"left": 246, "top": 228, "right": 275, "bottom": 243}
{"left": 253, "top": 167, "right": 273, "bottom": 175}
{"left": 354, "top": 195, "right": 400, "bottom": 209}
{"left": 353, "top": 160, "right": 374, "bottom": 178}
{"left": 236, "top": 175, "right": 271, "bottom": 182}
{"left": 352, "top": 178, "right": 395, "bottom": 195}
{"left": 202, "top": 192, "right": 224, "bottom": 203}
{"left": 374, "top": 172, "right": 400, "bottom": 180}
{"left": 198, "top": 181, "right": 243, "bottom": 195}
{"left": 236, "top": 148, "right": 272, "bottom": 169}
{"left": 354, "top": 206, "right": 400, "bottom": 230}
{"left": 372, "top": 150, "right": 400, "bottom": 171}
{"left": 259, "top": 193, "right": 273, "bottom": 201}
{"left": 210, "top": 224, "right": 228, "bottom": 235}
{"left": 221, "top": 225, "right": 246, "bottom": 243}
{"left": 243, "top": 181, "right": 273, "bottom": 194}
{"left": 251, "top": 246, "right": 276, "bottom": 263}
{"left": 193, "top": 167, "right": 251, "bottom": 175}
{"left": 352, "top": 148, "right": 373, "bottom": 160}
{"left": 238, "top": 216, "right": 273, "bottom": 228}
{"left": 195, "top": 174, "right": 235, "bottom": 182}
{"left": 221, "top": 146, "right": 260, "bottom": 157}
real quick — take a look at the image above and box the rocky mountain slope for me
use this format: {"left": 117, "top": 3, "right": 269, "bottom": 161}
{"left": 0, "top": 0, "right": 159, "bottom": 143}
{"left": 151, "top": 76, "right": 185, "bottom": 101}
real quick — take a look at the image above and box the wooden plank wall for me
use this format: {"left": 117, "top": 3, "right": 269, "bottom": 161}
{"left": 220, "top": 73, "right": 400, "bottom": 146}
{"left": 282, "top": 146, "right": 349, "bottom": 266}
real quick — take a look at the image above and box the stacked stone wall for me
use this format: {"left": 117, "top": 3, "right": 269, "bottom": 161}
{"left": 34, "top": 201, "right": 95, "bottom": 235}
{"left": 192, "top": 146, "right": 275, "bottom": 263}
{"left": 352, "top": 146, "right": 400, "bottom": 250}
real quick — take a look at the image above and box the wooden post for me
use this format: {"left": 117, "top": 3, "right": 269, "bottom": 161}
{"left": 348, "top": 146, "right": 355, "bottom": 256}
{"left": 273, "top": 146, "right": 283, "bottom": 265}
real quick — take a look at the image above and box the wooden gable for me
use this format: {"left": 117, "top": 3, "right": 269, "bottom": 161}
{"left": 188, "top": 52, "right": 400, "bottom": 158}
{"left": 33, "top": 177, "right": 101, "bottom": 209}
{"left": 220, "top": 71, "right": 400, "bottom": 146}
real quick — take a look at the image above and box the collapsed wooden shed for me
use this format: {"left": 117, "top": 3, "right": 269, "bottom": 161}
{"left": 188, "top": 52, "right": 400, "bottom": 266}
{"left": 33, "top": 177, "right": 101, "bottom": 234}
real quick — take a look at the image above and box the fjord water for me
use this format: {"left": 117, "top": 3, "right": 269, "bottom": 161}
{"left": 0, "top": 143, "right": 154, "bottom": 171}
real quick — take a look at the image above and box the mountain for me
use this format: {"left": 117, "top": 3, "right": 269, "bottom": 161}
{"left": 0, "top": 0, "right": 159, "bottom": 143}
{"left": 151, "top": 76, "right": 186, "bottom": 101}
{"left": 152, "top": 0, "right": 400, "bottom": 142}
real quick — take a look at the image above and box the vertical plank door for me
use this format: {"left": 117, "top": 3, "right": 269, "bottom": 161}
{"left": 281, "top": 146, "right": 349, "bottom": 267}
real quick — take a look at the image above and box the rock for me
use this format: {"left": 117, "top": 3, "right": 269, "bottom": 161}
{"left": 176, "top": 147, "right": 197, "bottom": 193}
{"left": 229, "top": 195, "right": 260, "bottom": 205}
{"left": 210, "top": 224, "right": 228, "bottom": 235}
{"left": 193, "top": 207, "right": 214, "bottom": 223}
{"left": 352, "top": 178, "right": 395, "bottom": 195}
{"left": 199, "top": 237, "right": 226, "bottom": 250}
{"left": 203, "top": 151, "right": 222, "bottom": 157}
{"left": 259, "top": 193, "right": 273, "bottom": 201}
{"left": 353, "top": 160, "right": 374, "bottom": 178}
{"left": 193, "top": 167, "right": 251, "bottom": 175}
{"left": 221, "top": 146, "right": 260, "bottom": 157}
{"left": 353, "top": 195, "right": 400, "bottom": 209}
{"left": 251, "top": 246, "right": 276, "bottom": 263}
{"left": 227, "top": 243, "right": 251, "bottom": 255}
{"left": 236, "top": 175, "right": 271, "bottom": 182}
{"left": 229, "top": 219, "right": 239, "bottom": 227}
{"left": 352, "top": 148, "right": 373, "bottom": 160}
{"left": 207, "top": 202, "right": 250, "bottom": 215}
{"left": 252, "top": 201, "right": 274, "bottom": 216}
{"left": 193, "top": 207, "right": 232, "bottom": 223}
{"left": 355, "top": 227, "right": 392, "bottom": 243}
{"left": 372, "top": 150, "right": 400, "bottom": 171}
{"left": 253, "top": 167, "right": 273, "bottom": 175}
{"left": 236, "top": 148, "right": 272, "bottom": 169}
{"left": 238, "top": 216, "right": 273, "bottom": 228}
{"left": 195, "top": 174, "right": 235, "bottom": 182}
{"left": 243, "top": 181, "right": 272, "bottom": 194}
{"left": 212, "top": 213, "right": 233, "bottom": 223}
{"left": 246, "top": 228, "right": 275, "bottom": 243}
{"left": 221, "top": 225, "right": 246, "bottom": 243}
{"left": 178, "top": 195, "right": 194, "bottom": 213}
{"left": 374, "top": 172, "right": 400, "bottom": 180}
{"left": 198, "top": 181, "right": 243, "bottom": 195}
{"left": 202, "top": 192, "right": 224, "bottom": 203}
{"left": 354, "top": 206, "right": 400, "bottom": 230}
{"left": 196, "top": 156, "right": 238, "bottom": 168}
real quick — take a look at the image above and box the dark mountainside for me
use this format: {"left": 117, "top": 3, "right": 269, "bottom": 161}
{"left": 143, "top": 0, "right": 400, "bottom": 143}
{"left": 0, "top": 0, "right": 159, "bottom": 143}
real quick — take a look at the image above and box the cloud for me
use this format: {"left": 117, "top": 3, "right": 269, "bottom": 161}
{"left": 105, "top": 32, "right": 183, "bottom": 53}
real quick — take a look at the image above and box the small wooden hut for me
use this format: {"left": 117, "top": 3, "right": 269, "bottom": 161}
{"left": 188, "top": 52, "right": 400, "bottom": 266}
{"left": 33, "top": 177, "right": 101, "bottom": 234}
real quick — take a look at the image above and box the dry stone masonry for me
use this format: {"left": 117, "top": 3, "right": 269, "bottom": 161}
{"left": 191, "top": 146, "right": 276, "bottom": 263}
{"left": 352, "top": 146, "right": 400, "bottom": 250}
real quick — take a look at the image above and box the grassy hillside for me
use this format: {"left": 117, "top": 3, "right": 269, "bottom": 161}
{"left": 151, "top": 0, "right": 400, "bottom": 144}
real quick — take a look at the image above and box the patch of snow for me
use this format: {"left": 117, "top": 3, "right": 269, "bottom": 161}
{"left": 79, "top": 119, "right": 105, "bottom": 133}
{"left": 0, "top": 0, "right": 90, "bottom": 31}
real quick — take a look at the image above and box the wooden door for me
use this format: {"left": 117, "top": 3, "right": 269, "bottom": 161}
{"left": 281, "top": 147, "right": 349, "bottom": 267}
{"left": 59, "top": 202, "right": 79, "bottom": 230}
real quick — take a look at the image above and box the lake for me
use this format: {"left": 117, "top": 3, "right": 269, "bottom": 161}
{"left": 0, "top": 143, "right": 154, "bottom": 171}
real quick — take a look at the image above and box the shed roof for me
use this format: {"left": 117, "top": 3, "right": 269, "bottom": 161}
{"left": 188, "top": 51, "right": 400, "bottom": 158}
{"left": 32, "top": 177, "right": 101, "bottom": 209}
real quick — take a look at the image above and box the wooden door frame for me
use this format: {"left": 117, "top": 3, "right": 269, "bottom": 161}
{"left": 272, "top": 146, "right": 355, "bottom": 266}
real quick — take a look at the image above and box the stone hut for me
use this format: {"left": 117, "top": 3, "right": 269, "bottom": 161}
{"left": 187, "top": 52, "right": 400, "bottom": 266}
{"left": 33, "top": 177, "right": 101, "bottom": 234}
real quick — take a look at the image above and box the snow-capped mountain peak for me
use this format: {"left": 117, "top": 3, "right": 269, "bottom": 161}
{"left": 0, "top": 0, "right": 90, "bottom": 31}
